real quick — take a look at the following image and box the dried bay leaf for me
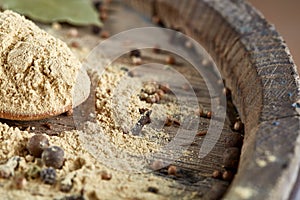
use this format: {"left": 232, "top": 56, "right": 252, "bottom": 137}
{"left": 0, "top": 0, "right": 102, "bottom": 26}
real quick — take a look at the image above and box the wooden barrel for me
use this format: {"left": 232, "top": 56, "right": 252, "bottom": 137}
{"left": 124, "top": 0, "right": 300, "bottom": 199}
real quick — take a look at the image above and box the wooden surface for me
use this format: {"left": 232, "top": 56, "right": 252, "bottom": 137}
{"left": 248, "top": 0, "right": 300, "bottom": 71}
{"left": 0, "top": 1, "right": 244, "bottom": 199}
{"left": 1, "top": 0, "right": 299, "bottom": 199}
{"left": 124, "top": 0, "right": 300, "bottom": 199}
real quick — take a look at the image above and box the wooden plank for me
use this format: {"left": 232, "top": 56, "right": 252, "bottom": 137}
{"left": 125, "top": 0, "right": 300, "bottom": 199}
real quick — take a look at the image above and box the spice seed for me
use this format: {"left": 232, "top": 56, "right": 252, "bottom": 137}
{"left": 167, "top": 165, "right": 177, "bottom": 175}
{"left": 130, "top": 49, "right": 141, "bottom": 58}
{"left": 100, "top": 12, "right": 108, "bottom": 21}
{"left": 40, "top": 167, "right": 56, "bottom": 185}
{"left": 27, "top": 134, "right": 50, "bottom": 158}
{"left": 222, "top": 171, "right": 233, "bottom": 181}
{"left": 212, "top": 170, "right": 221, "bottom": 179}
{"left": 233, "top": 121, "right": 244, "bottom": 132}
{"left": 165, "top": 56, "right": 176, "bottom": 65}
{"left": 147, "top": 186, "right": 159, "bottom": 194}
{"left": 100, "top": 30, "right": 110, "bottom": 38}
{"left": 101, "top": 171, "right": 112, "bottom": 180}
{"left": 92, "top": 26, "right": 102, "bottom": 35}
{"left": 206, "top": 111, "right": 212, "bottom": 119}
{"left": 42, "top": 146, "right": 65, "bottom": 169}
{"left": 152, "top": 45, "right": 161, "bottom": 54}
{"left": 197, "top": 130, "right": 207, "bottom": 137}
{"left": 223, "top": 147, "right": 240, "bottom": 169}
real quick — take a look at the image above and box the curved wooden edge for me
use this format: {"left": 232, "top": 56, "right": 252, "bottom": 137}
{"left": 124, "top": 0, "right": 300, "bottom": 199}
{"left": 0, "top": 105, "right": 72, "bottom": 121}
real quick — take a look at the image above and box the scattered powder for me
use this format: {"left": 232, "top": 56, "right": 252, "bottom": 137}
{"left": 0, "top": 122, "right": 195, "bottom": 200}
{"left": 75, "top": 66, "right": 174, "bottom": 172}
{"left": 0, "top": 10, "right": 89, "bottom": 120}
{"left": 0, "top": 14, "right": 201, "bottom": 199}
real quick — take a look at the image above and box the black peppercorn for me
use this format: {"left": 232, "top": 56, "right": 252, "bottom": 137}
{"left": 130, "top": 49, "right": 141, "bottom": 58}
{"left": 147, "top": 186, "right": 159, "bottom": 193}
{"left": 40, "top": 167, "right": 56, "bottom": 185}
{"left": 42, "top": 146, "right": 65, "bottom": 169}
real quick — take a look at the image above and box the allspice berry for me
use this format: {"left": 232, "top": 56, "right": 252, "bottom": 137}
{"left": 42, "top": 146, "right": 64, "bottom": 169}
{"left": 27, "top": 134, "right": 50, "bottom": 158}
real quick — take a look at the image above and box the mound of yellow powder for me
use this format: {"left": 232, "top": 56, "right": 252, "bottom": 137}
{"left": 0, "top": 10, "right": 89, "bottom": 120}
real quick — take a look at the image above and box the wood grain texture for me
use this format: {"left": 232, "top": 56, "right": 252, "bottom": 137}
{"left": 125, "top": 0, "right": 300, "bottom": 199}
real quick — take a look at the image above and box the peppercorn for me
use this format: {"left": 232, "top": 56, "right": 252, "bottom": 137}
{"left": 27, "top": 134, "right": 50, "bottom": 158}
{"left": 130, "top": 49, "right": 141, "bottom": 58}
{"left": 223, "top": 147, "right": 240, "bottom": 169}
{"left": 40, "top": 167, "right": 56, "bottom": 185}
{"left": 93, "top": 1, "right": 103, "bottom": 11}
{"left": 212, "top": 170, "right": 222, "bottom": 179}
{"left": 167, "top": 165, "right": 177, "bottom": 175}
{"left": 42, "top": 146, "right": 65, "bottom": 169}
{"left": 206, "top": 111, "right": 212, "bottom": 119}
{"left": 100, "top": 30, "right": 110, "bottom": 38}
{"left": 152, "top": 45, "right": 161, "bottom": 54}
{"left": 197, "top": 130, "right": 207, "bottom": 137}
{"left": 224, "top": 134, "right": 243, "bottom": 148}
{"left": 101, "top": 171, "right": 112, "bottom": 180}
{"left": 165, "top": 56, "right": 175, "bottom": 65}
{"left": 233, "top": 121, "right": 244, "bottom": 132}
{"left": 222, "top": 170, "right": 233, "bottom": 181}
{"left": 91, "top": 26, "right": 102, "bottom": 35}
{"left": 100, "top": 11, "right": 108, "bottom": 21}
{"left": 147, "top": 186, "right": 159, "bottom": 193}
